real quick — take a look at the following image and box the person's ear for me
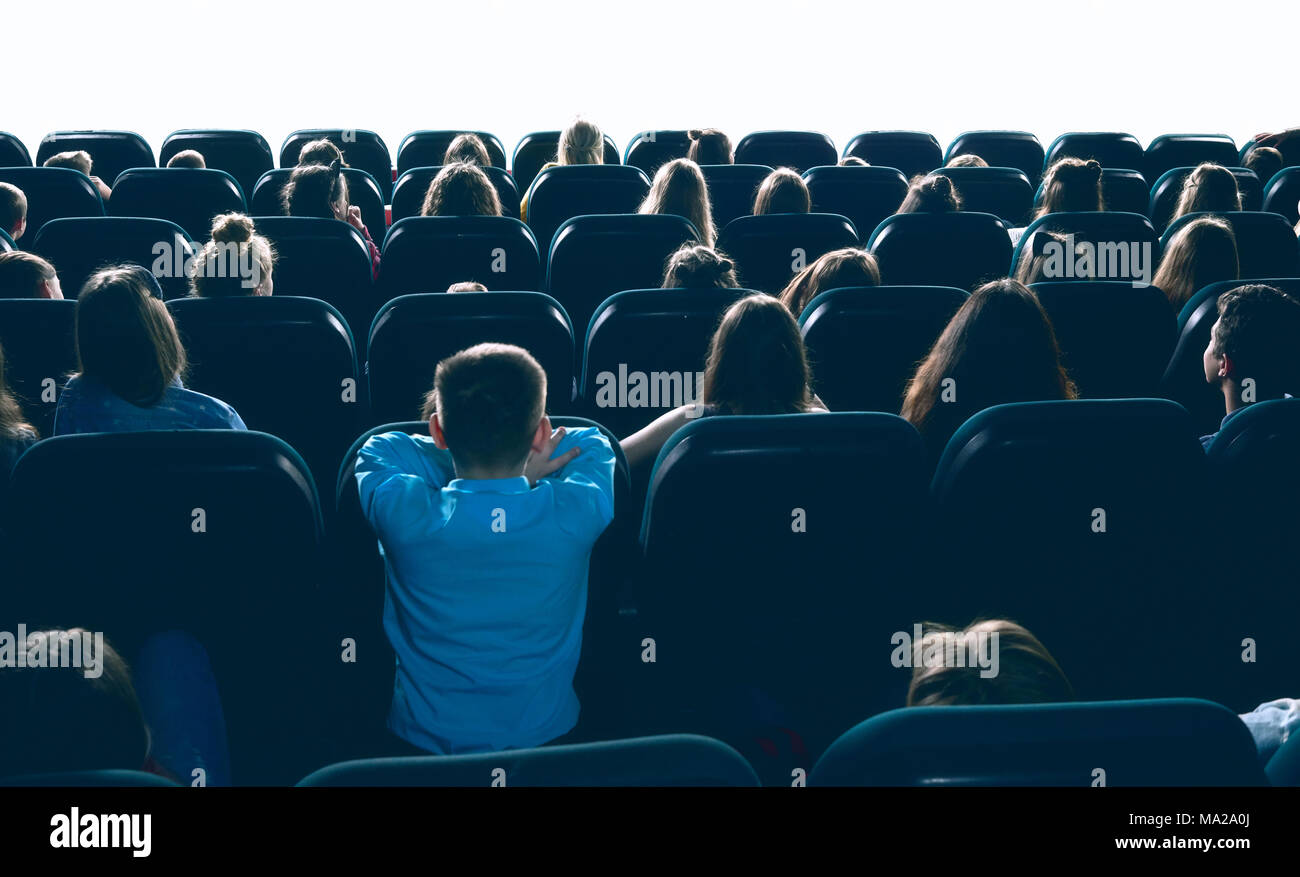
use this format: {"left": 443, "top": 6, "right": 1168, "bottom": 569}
{"left": 13, "top": 218, "right": 25, "bottom": 240}
{"left": 1220, "top": 352, "right": 1235, "bottom": 379}
{"left": 531, "top": 415, "right": 552, "bottom": 454}
{"left": 430, "top": 414, "right": 448, "bottom": 449}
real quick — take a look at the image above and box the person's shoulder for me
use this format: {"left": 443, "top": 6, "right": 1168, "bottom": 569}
{"left": 169, "top": 385, "right": 243, "bottom": 427}
{"left": 363, "top": 429, "right": 435, "bottom": 454}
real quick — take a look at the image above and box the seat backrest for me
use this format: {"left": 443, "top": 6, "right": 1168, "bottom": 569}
{"left": 298, "top": 734, "right": 759, "bottom": 787}
{"left": 733, "top": 131, "right": 837, "bottom": 174}
{"left": 366, "top": 292, "right": 575, "bottom": 425}
{"left": 1144, "top": 134, "right": 1239, "bottom": 184}
{"left": 700, "top": 163, "right": 772, "bottom": 229}
{"left": 107, "top": 168, "right": 246, "bottom": 241}
{"left": 377, "top": 216, "right": 541, "bottom": 299}
{"left": 1261, "top": 166, "right": 1300, "bottom": 225}
{"left": 32, "top": 216, "right": 195, "bottom": 300}
{"left": 0, "top": 299, "right": 77, "bottom": 437}
{"left": 867, "top": 212, "right": 1011, "bottom": 290}
{"left": 930, "top": 399, "right": 1209, "bottom": 700}
{"left": 1011, "top": 211, "right": 1160, "bottom": 283}
{"left": 0, "top": 770, "right": 181, "bottom": 787}
{"left": 526, "top": 165, "right": 651, "bottom": 256}
{"left": 251, "top": 216, "right": 376, "bottom": 338}
{"left": 1033, "top": 167, "right": 1149, "bottom": 215}
{"left": 545, "top": 213, "right": 699, "bottom": 345}
{"left": 580, "top": 287, "right": 751, "bottom": 436}
{"left": 511, "top": 131, "right": 622, "bottom": 193}
{"left": 1043, "top": 132, "right": 1143, "bottom": 175}
{"left": 945, "top": 130, "right": 1044, "bottom": 185}
{"left": 623, "top": 130, "right": 693, "bottom": 177}
{"left": 1162, "top": 211, "right": 1300, "bottom": 279}
{"left": 1149, "top": 166, "right": 1263, "bottom": 232}
{"left": 249, "top": 167, "right": 386, "bottom": 245}
{"left": 390, "top": 165, "right": 521, "bottom": 223}
{"left": 634, "top": 413, "right": 928, "bottom": 782}
{"left": 1238, "top": 136, "right": 1300, "bottom": 171}
{"left": 0, "top": 132, "right": 32, "bottom": 167}
{"left": 35, "top": 131, "right": 155, "bottom": 183}
{"left": 842, "top": 131, "right": 942, "bottom": 179}
{"left": 0, "top": 167, "right": 103, "bottom": 247}
{"left": 802, "top": 165, "right": 909, "bottom": 237}
{"left": 811, "top": 699, "right": 1265, "bottom": 786}
{"left": 938, "top": 166, "right": 1034, "bottom": 224}
{"left": 158, "top": 129, "right": 274, "bottom": 197}
{"left": 395, "top": 130, "right": 508, "bottom": 173}
{"left": 278, "top": 129, "right": 393, "bottom": 201}
{"left": 799, "top": 285, "right": 968, "bottom": 413}
{"left": 167, "top": 296, "right": 359, "bottom": 492}
{"left": 1029, "top": 280, "right": 1176, "bottom": 397}
{"left": 716, "top": 213, "right": 859, "bottom": 295}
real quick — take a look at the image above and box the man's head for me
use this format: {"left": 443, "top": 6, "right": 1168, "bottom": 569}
{"left": 424, "top": 343, "right": 548, "bottom": 476}
{"left": 1204, "top": 284, "right": 1300, "bottom": 408}
{"left": 0, "top": 182, "right": 27, "bottom": 241}
{"left": 42, "top": 150, "right": 93, "bottom": 175}
{"left": 0, "top": 251, "right": 60, "bottom": 299}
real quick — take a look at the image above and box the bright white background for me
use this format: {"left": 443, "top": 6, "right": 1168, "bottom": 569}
{"left": 4, "top": 0, "right": 1296, "bottom": 164}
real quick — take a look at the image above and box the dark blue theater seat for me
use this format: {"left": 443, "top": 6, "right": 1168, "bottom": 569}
{"left": 32, "top": 216, "right": 195, "bottom": 300}
{"left": 733, "top": 131, "right": 837, "bottom": 174}
{"left": 249, "top": 167, "right": 386, "bottom": 246}
{"left": 1144, "top": 134, "right": 1239, "bottom": 184}
{"left": 377, "top": 216, "right": 541, "bottom": 299}
{"left": 390, "top": 165, "right": 521, "bottom": 223}
{"left": 108, "top": 168, "right": 246, "bottom": 241}
{"left": 1161, "top": 211, "right": 1300, "bottom": 279}
{"left": 396, "top": 130, "right": 508, "bottom": 173}
{"left": 159, "top": 129, "right": 274, "bottom": 197}
{"left": 0, "top": 132, "right": 32, "bottom": 167}
{"left": 842, "top": 131, "right": 942, "bottom": 179}
{"left": 867, "top": 212, "right": 1010, "bottom": 291}
{"left": 278, "top": 129, "right": 393, "bottom": 202}
{"left": 511, "top": 131, "right": 621, "bottom": 193}
{"left": 1261, "top": 167, "right": 1300, "bottom": 226}
{"left": 700, "top": 163, "right": 771, "bottom": 229}
{"left": 0, "top": 167, "right": 103, "bottom": 247}
{"left": 1043, "top": 132, "right": 1143, "bottom": 175}
{"left": 35, "top": 130, "right": 155, "bottom": 183}
{"left": 0, "top": 298, "right": 76, "bottom": 438}
{"left": 945, "top": 131, "right": 1045, "bottom": 185}
{"left": 716, "top": 213, "right": 859, "bottom": 295}
{"left": 802, "top": 165, "right": 908, "bottom": 238}
{"left": 525, "top": 165, "right": 651, "bottom": 256}
{"left": 1011, "top": 211, "right": 1160, "bottom": 283}
{"left": 1148, "top": 166, "right": 1262, "bottom": 232}
{"left": 939, "top": 166, "right": 1034, "bottom": 225}
{"left": 623, "top": 130, "right": 693, "bottom": 177}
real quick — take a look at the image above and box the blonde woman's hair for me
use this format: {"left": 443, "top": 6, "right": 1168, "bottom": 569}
{"left": 558, "top": 118, "right": 604, "bottom": 166}
{"left": 1035, "top": 157, "right": 1103, "bottom": 219}
{"left": 166, "top": 149, "right": 206, "bottom": 169}
{"left": 753, "top": 168, "right": 810, "bottom": 215}
{"left": 43, "top": 150, "right": 93, "bottom": 175}
{"left": 189, "top": 213, "right": 276, "bottom": 297}
{"left": 639, "top": 158, "right": 716, "bottom": 246}
{"left": 1152, "top": 215, "right": 1239, "bottom": 309}
{"left": 946, "top": 153, "right": 988, "bottom": 168}
{"left": 1172, "top": 162, "right": 1241, "bottom": 222}
{"left": 778, "top": 248, "right": 881, "bottom": 317}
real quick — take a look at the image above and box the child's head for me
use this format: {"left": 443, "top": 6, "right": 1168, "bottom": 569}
{"left": 76, "top": 265, "right": 186, "bottom": 406}
{"left": 1204, "top": 284, "right": 1300, "bottom": 406}
{"left": 1243, "top": 146, "right": 1284, "bottom": 186}
{"left": 838, "top": 156, "right": 869, "bottom": 167}
{"left": 42, "top": 150, "right": 93, "bottom": 176}
{"left": 686, "top": 128, "right": 732, "bottom": 166}
{"left": 779, "top": 247, "right": 881, "bottom": 317}
{"left": 898, "top": 172, "right": 961, "bottom": 213}
{"left": 1152, "top": 215, "right": 1239, "bottom": 309}
{"left": 901, "top": 278, "right": 1076, "bottom": 438}
{"left": 1035, "top": 157, "right": 1103, "bottom": 218}
{"left": 189, "top": 213, "right": 276, "bottom": 298}
{"left": 166, "top": 149, "right": 206, "bottom": 169}
{"left": 424, "top": 343, "right": 548, "bottom": 476}
{"left": 753, "top": 168, "right": 810, "bottom": 215}
{"left": 557, "top": 118, "right": 604, "bottom": 166}
{"left": 639, "top": 158, "right": 715, "bottom": 246}
{"left": 447, "top": 281, "right": 488, "bottom": 292}
{"left": 297, "top": 138, "right": 346, "bottom": 167}
{"left": 0, "top": 182, "right": 27, "bottom": 240}
{"left": 0, "top": 340, "right": 36, "bottom": 438}
{"left": 0, "top": 251, "right": 60, "bottom": 299}
{"left": 0, "top": 628, "right": 149, "bottom": 778}
{"left": 444, "top": 133, "right": 491, "bottom": 166}
{"left": 946, "top": 153, "right": 988, "bottom": 168}
{"left": 661, "top": 244, "right": 738, "bottom": 289}
{"left": 282, "top": 160, "right": 349, "bottom": 220}
{"left": 420, "top": 162, "right": 503, "bottom": 217}
{"left": 701, "top": 294, "right": 816, "bottom": 415}
{"left": 905, "top": 619, "right": 1076, "bottom": 706}
{"left": 1172, "top": 162, "right": 1241, "bottom": 221}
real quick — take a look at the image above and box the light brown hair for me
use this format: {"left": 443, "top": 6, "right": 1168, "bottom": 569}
{"left": 420, "top": 162, "right": 503, "bottom": 217}
{"left": 778, "top": 248, "right": 881, "bottom": 317}
{"left": 639, "top": 158, "right": 716, "bottom": 246}
{"left": 753, "top": 168, "right": 810, "bottom": 215}
{"left": 1152, "top": 215, "right": 1239, "bottom": 309}
{"left": 1034, "top": 157, "right": 1103, "bottom": 219}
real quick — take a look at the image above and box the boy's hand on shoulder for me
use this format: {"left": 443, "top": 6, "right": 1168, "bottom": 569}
{"left": 524, "top": 426, "right": 581, "bottom": 486}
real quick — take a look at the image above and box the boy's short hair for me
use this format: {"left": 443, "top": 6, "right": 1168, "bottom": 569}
{"left": 43, "top": 150, "right": 93, "bottom": 175}
{"left": 0, "top": 182, "right": 26, "bottom": 233}
{"left": 166, "top": 149, "right": 206, "bottom": 168}
{"left": 425, "top": 343, "right": 546, "bottom": 471}
{"left": 1213, "top": 284, "right": 1300, "bottom": 396}
{"left": 0, "top": 251, "right": 57, "bottom": 298}
{"left": 446, "top": 281, "right": 487, "bottom": 292}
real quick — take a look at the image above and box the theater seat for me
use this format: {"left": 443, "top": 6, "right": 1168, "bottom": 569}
{"left": 716, "top": 213, "right": 859, "bottom": 295}
{"left": 700, "top": 163, "right": 771, "bottom": 229}
{"left": 249, "top": 168, "right": 386, "bottom": 246}
{"left": 390, "top": 166, "right": 521, "bottom": 223}
{"left": 1098, "top": 168, "right": 1150, "bottom": 214}
{"left": 1148, "top": 167, "right": 1263, "bottom": 232}
{"left": 0, "top": 132, "right": 32, "bottom": 167}
{"left": 939, "top": 166, "right": 1034, "bottom": 224}
{"left": 32, "top": 216, "right": 195, "bottom": 300}
{"left": 0, "top": 298, "right": 76, "bottom": 438}
{"left": 1261, "top": 167, "right": 1300, "bottom": 226}
{"left": 1030, "top": 280, "right": 1177, "bottom": 398}
{"left": 623, "top": 130, "right": 692, "bottom": 177}
{"left": 545, "top": 214, "right": 699, "bottom": 349}
{"left": 733, "top": 131, "right": 837, "bottom": 174}
{"left": 1144, "top": 134, "right": 1239, "bottom": 184}
{"left": 108, "top": 168, "right": 246, "bottom": 241}
{"left": 377, "top": 216, "right": 541, "bottom": 299}
{"left": 0, "top": 770, "right": 181, "bottom": 787}
{"left": 842, "top": 131, "right": 943, "bottom": 179}
{"left": 1011, "top": 211, "right": 1160, "bottom": 283}
{"left": 1239, "top": 137, "right": 1300, "bottom": 172}
{"left": 946, "top": 131, "right": 1045, "bottom": 185}
{"left": 296, "top": 735, "right": 759, "bottom": 787}
{"left": 802, "top": 165, "right": 909, "bottom": 237}
{"left": 366, "top": 291, "right": 575, "bottom": 426}
{"left": 0, "top": 168, "right": 103, "bottom": 247}
{"left": 929, "top": 399, "right": 1210, "bottom": 702}
{"left": 811, "top": 700, "right": 1265, "bottom": 786}
{"left": 867, "top": 212, "right": 1011, "bottom": 291}
{"left": 35, "top": 130, "right": 155, "bottom": 183}
{"left": 1161, "top": 211, "right": 1300, "bottom": 279}
{"left": 1267, "top": 725, "right": 1300, "bottom": 786}
{"left": 396, "top": 130, "right": 508, "bottom": 173}
{"left": 279, "top": 129, "right": 393, "bottom": 202}
{"left": 631, "top": 413, "right": 928, "bottom": 784}
{"left": 159, "top": 129, "right": 275, "bottom": 197}
{"left": 525, "top": 165, "right": 651, "bottom": 256}
{"left": 511, "top": 131, "right": 621, "bottom": 193}
{"left": 798, "top": 285, "right": 969, "bottom": 413}
{"left": 1043, "top": 132, "right": 1143, "bottom": 175}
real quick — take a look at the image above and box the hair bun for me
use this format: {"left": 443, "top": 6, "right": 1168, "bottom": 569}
{"left": 211, "top": 213, "right": 254, "bottom": 243}
{"left": 1083, "top": 159, "right": 1102, "bottom": 181}
{"left": 717, "top": 257, "right": 734, "bottom": 272}
{"left": 688, "top": 129, "right": 703, "bottom": 141}
{"left": 928, "top": 174, "right": 953, "bottom": 195}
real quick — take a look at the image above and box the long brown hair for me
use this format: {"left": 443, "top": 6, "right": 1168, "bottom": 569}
{"left": 1035, "top": 157, "right": 1103, "bottom": 219}
{"left": 900, "top": 278, "right": 1077, "bottom": 454}
{"left": 778, "top": 247, "right": 881, "bottom": 317}
{"left": 753, "top": 168, "right": 810, "bottom": 215}
{"left": 639, "top": 158, "right": 715, "bottom": 246}
{"left": 1172, "top": 162, "right": 1241, "bottom": 222}
{"left": 1152, "top": 215, "right": 1239, "bottom": 309}
{"left": 687, "top": 128, "right": 732, "bottom": 165}
{"left": 421, "top": 162, "right": 503, "bottom": 217}
{"left": 0, "top": 341, "right": 35, "bottom": 438}
{"left": 701, "top": 294, "right": 817, "bottom": 415}
{"left": 282, "top": 159, "right": 348, "bottom": 218}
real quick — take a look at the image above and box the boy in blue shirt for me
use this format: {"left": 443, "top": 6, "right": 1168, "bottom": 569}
{"left": 356, "top": 343, "right": 615, "bottom": 754}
